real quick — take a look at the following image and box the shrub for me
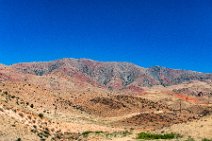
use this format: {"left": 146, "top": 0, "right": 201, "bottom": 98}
{"left": 82, "top": 131, "right": 93, "bottom": 137}
{"left": 16, "top": 138, "right": 21, "bottom": 141}
{"left": 81, "top": 130, "right": 131, "bottom": 138}
{"left": 185, "top": 136, "right": 195, "bottom": 141}
{"left": 136, "top": 132, "right": 181, "bottom": 140}
{"left": 38, "top": 113, "right": 44, "bottom": 119}
{"left": 30, "top": 104, "right": 34, "bottom": 108}
{"left": 37, "top": 129, "right": 50, "bottom": 139}
{"left": 202, "top": 138, "right": 212, "bottom": 141}
{"left": 95, "top": 131, "right": 104, "bottom": 134}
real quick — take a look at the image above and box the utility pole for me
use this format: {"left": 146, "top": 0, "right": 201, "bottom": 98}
{"left": 179, "top": 99, "right": 182, "bottom": 115}
{"left": 208, "top": 93, "right": 212, "bottom": 105}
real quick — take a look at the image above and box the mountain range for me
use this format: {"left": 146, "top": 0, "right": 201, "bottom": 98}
{"left": 3, "top": 58, "right": 211, "bottom": 89}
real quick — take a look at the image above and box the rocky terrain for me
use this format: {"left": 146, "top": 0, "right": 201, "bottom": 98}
{"left": 0, "top": 58, "right": 212, "bottom": 141}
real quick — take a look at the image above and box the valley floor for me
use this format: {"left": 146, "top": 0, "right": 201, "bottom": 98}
{"left": 0, "top": 80, "right": 212, "bottom": 141}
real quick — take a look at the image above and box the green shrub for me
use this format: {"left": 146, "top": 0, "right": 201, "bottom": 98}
{"left": 82, "top": 131, "right": 93, "bottom": 137}
{"left": 95, "top": 131, "right": 104, "bottom": 134}
{"left": 137, "top": 132, "right": 180, "bottom": 140}
{"left": 202, "top": 138, "right": 212, "bottom": 141}
{"left": 81, "top": 130, "right": 131, "bottom": 138}
{"left": 185, "top": 136, "right": 195, "bottom": 141}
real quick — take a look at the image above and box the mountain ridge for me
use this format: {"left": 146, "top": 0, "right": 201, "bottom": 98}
{"left": 2, "top": 58, "right": 209, "bottom": 73}
{"left": 2, "top": 58, "right": 210, "bottom": 90}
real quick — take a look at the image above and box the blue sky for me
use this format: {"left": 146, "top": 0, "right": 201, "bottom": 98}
{"left": 0, "top": 0, "right": 212, "bottom": 72}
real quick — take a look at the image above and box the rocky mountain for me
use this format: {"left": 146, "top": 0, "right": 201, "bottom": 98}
{"left": 9, "top": 58, "right": 212, "bottom": 89}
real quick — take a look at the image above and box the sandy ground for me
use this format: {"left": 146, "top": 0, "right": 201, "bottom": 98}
{"left": 160, "top": 115, "right": 212, "bottom": 140}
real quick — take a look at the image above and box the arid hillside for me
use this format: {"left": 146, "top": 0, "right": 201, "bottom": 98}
{"left": 0, "top": 58, "right": 212, "bottom": 141}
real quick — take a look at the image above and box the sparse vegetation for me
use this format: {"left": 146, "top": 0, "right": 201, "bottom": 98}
{"left": 82, "top": 131, "right": 93, "bottom": 137}
{"left": 185, "top": 136, "right": 195, "bottom": 141}
{"left": 35, "top": 128, "right": 51, "bottom": 141}
{"left": 202, "top": 138, "right": 212, "bottom": 141}
{"left": 81, "top": 130, "right": 131, "bottom": 138}
{"left": 51, "top": 131, "right": 80, "bottom": 141}
{"left": 136, "top": 132, "right": 181, "bottom": 140}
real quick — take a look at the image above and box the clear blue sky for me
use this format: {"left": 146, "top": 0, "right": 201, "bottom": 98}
{"left": 0, "top": 0, "right": 211, "bottom": 72}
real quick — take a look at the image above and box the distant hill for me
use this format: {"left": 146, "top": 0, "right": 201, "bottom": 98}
{"left": 8, "top": 58, "right": 212, "bottom": 89}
